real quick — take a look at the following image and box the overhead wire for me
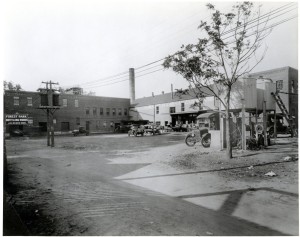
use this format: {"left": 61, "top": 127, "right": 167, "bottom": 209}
{"left": 70, "top": 3, "right": 297, "bottom": 90}
{"left": 80, "top": 18, "right": 297, "bottom": 90}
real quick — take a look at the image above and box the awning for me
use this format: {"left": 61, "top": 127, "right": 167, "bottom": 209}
{"left": 197, "top": 112, "right": 218, "bottom": 119}
{"left": 171, "top": 111, "right": 198, "bottom": 115}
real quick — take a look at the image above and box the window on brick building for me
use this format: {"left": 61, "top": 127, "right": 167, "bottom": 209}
{"left": 27, "top": 97, "right": 32, "bottom": 106}
{"left": 86, "top": 107, "right": 90, "bottom": 115}
{"left": 181, "top": 103, "right": 185, "bottom": 112}
{"left": 112, "top": 108, "right": 116, "bottom": 116}
{"left": 100, "top": 107, "right": 103, "bottom": 115}
{"left": 74, "top": 99, "right": 79, "bottom": 107}
{"left": 14, "top": 97, "right": 19, "bottom": 106}
{"left": 156, "top": 106, "right": 159, "bottom": 114}
{"left": 93, "top": 107, "right": 97, "bottom": 116}
{"left": 63, "top": 99, "right": 68, "bottom": 107}
{"left": 118, "top": 108, "right": 122, "bottom": 116}
{"left": 106, "top": 108, "right": 110, "bottom": 116}
{"left": 124, "top": 108, "right": 128, "bottom": 116}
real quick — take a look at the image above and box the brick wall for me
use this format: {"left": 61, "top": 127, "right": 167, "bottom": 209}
{"left": 4, "top": 90, "right": 130, "bottom": 134}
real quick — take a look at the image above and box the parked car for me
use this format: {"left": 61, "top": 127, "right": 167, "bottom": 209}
{"left": 128, "top": 125, "right": 145, "bottom": 137}
{"left": 267, "top": 114, "right": 293, "bottom": 137}
{"left": 72, "top": 126, "right": 89, "bottom": 136}
{"left": 10, "top": 129, "right": 24, "bottom": 137}
{"left": 144, "top": 124, "right": 161, "bottom": 135}
{"left": 172, "top": 124, "right": 189, "bottom": 132}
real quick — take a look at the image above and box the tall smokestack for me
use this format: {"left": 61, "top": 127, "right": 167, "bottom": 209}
{"left": 129, "top": 68, "right": 135, "bottom": 103}
{"left": 171, "top": 84, "right": 174, "bottom": 99}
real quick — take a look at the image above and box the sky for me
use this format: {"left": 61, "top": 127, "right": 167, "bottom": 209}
{"left": 2, "top": 0, "right": 298, "bottom": 99}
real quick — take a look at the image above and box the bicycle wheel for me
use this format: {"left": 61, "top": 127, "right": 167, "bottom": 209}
{"left": 185, "top": 134, "right": 197, "bottom": 147}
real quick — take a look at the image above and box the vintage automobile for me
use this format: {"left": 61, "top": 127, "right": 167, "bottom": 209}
{"left": 172, "top": 124, "right": 189, "bottom": 132}
{"left": 128, "top": 125, "right": 145, "bottom": 137}
{"left": 10, "top": 129, "right": 24, "bottom": 137}
{"left": 72, "top": 126, "right": 89, "bottom": 136}
{"left": 267, "top": 114, "right": 292, "bottom": 137}
{"left": 144, "top": 124, "right": 161, "bottom": 135}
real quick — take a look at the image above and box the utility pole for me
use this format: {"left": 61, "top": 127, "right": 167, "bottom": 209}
{"left": 39, "top": 81, "right": 60, "bottom": 147}
{"left": 241, "top": 98, "right": 246, "bottom": 150}
{"left": 263, "top": 100, "right": 268, "bottom": 147}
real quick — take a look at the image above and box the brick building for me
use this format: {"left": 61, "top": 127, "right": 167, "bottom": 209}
{"left": 4, "top": 90, "right": 130, "bottom": 135}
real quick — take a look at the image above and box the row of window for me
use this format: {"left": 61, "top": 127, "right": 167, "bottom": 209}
{"left": 14, "top": 97, "right": 32, "bottom": 106}
{"left": 13, "top": 97, "right": 128, "bottom": 116}
{"left": 156, "top": 103, "right": 185, "bottom": 114}
{"left": 85, "top": 107, "right": 128, "bottom": 116}
{"left": 75, "top": 118, "right": 116, "bottom": 128}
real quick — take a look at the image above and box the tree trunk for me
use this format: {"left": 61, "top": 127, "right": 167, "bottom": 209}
{"left": 225, "top": 109, "right": 232, "bottom": 159}
{"left": 225, "top": 91, "right": 232, "bottom": 159}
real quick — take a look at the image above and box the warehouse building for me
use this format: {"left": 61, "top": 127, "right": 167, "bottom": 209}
{"left": 4, "top": 90, "right": 130, "bottom": 135}
{"left": 129, "top": 88, "right": 220, "bottom": 129}
{"left": 4, "top": 66, "right": 297, "bottom": 135}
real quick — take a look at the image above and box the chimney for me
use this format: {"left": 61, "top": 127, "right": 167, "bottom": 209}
{"left": 152, "top": 92, "right": 154, "bottom": 97}
{"left": 129, "top": 68, "right": 135, "bottom": 103}
{"left": 171, "top": 84, "right": 174, "bottom": 99}
{"left": 162, "top": 91, "right": 164, "bottom": 95}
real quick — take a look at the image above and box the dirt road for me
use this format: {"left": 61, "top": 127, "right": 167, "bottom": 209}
{"left": 4, "top": 133, "right": 298, "bottom": 235}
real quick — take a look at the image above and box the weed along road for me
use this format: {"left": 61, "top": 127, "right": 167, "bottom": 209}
{"left": 5, "top": 133, "right": 298, "bottom": 235}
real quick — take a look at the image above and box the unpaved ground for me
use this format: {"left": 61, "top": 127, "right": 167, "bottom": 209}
{"left": 4, "top": 134, "right": 298, "bottom": 235}
{"left": 164, "top": 136, "right": 298, "bottom": 187}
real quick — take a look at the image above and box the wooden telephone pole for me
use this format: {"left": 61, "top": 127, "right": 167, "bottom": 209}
{"left": 38, "top": 81, "right": 60, "bottom": 147}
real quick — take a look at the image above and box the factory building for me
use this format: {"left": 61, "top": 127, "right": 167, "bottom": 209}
{"left": 4, "top": 66, "right": 297, "bottom": 136}
{"left": 4, "top": 90, "right": 130, "bottom": 135}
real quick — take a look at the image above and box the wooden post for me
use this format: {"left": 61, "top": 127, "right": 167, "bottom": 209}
{"left": 50, "top": 112, "right": 54, "bottom": 147}
{"left": 241, "top": 99, "right": 246, "bottom": 150}
{"left": 274, "top": 110, "right": 277, "bottom": 138}
{"left": 263, "top": 101, "right": 268, "bottom": 147}
{"left": 47, "top": 110, "right": 50, "bottom": 146}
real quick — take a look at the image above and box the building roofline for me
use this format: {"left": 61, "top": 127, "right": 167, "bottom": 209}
{"left": 4, "top": 89, "right": 130, "bottom": 100}
{"left": 250, "top": 66, "right": 298, "bottom": 75}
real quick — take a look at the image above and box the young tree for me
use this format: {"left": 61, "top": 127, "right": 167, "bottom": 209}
{"left": 163, "top": 2, "right": 271, "bottom": 159}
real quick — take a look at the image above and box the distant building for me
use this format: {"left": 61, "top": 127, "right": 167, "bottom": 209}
{"left": 4, "top": 90, "right": 130, "bottom": 135}
{"left": 130, "top": 88, "right": 220, "bottom": 129}
{"left": 4, "top": 66, "right": 297, "bottom": 136}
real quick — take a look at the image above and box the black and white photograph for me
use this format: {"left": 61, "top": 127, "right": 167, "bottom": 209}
{"left": 2, "top": 0, "right": 298, "bottom": 235}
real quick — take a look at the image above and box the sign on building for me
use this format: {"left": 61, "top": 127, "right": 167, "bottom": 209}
{"left": 6, "top": 114, "right": 29, "bottom": 125}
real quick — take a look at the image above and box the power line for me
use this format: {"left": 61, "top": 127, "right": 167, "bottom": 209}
{"left": 82, "top": 14, "right": 297, "bottom": 90}
{"left": 134, "top": 2, "right": 296, "bottom": 70}
{"left": 67, "top": 3, "right": 296, "bottom": 90}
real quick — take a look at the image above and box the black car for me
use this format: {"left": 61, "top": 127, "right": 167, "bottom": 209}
{"left": 72, "top": 126, "right": 89, "bottom": 136}
{"left": 267, "top": 114, "right": 293, "bottom": 137}
{"left": 144, "top": 125, "right": 161, "bottom": 135}
{"left": 11, "top": 129, "right": 24, "bottom": 137}
{"left": 128, "top": 125, "right": 145, "bottom": 137}
{"left": 172, "top": 124, "right": 189, "bottom": 132}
